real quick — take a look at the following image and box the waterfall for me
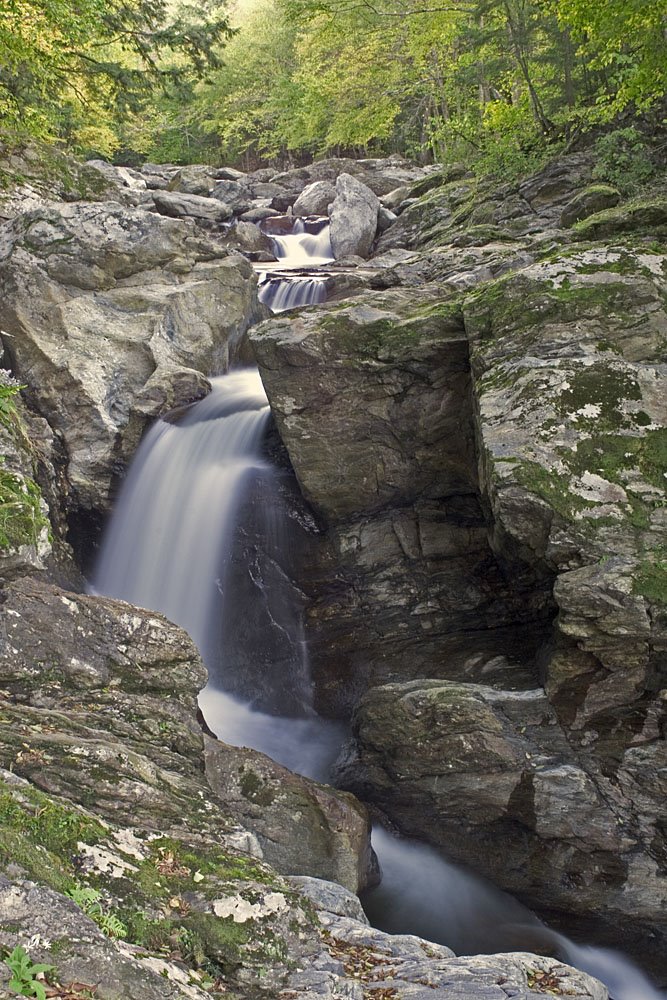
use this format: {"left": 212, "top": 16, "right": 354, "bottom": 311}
{"left": 268, "top": 217, "right": 334, "bottom": 266}
{"left": 365, "top": 829, "right": 665, "bottom": 1000}
{"left": 258, "top": 275, "right": 327, "bottom": 313}
{"left": 93, "top": 367, "right": 343, "bottom": 781}
{"left": 93, "top": 370, "right": 271, "bottom": 669}
{"left": 257, "top": 216, "right": 333, "bottom": 313}
{"left": 91, "top": 216, "right": 665, "bottom": 1000}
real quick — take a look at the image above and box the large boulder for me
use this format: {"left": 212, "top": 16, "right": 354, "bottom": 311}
{"left": 329, "top": 173, "right": 380, "bottom": 259}
{"left": 251, "top": 288, "right": 553, "bottom": 712}
{"left": 205, "top": 741, "right": 376, "bottom": 893}
{"left": 0, "top": 201, "right": 263, "bottom": 512}
{"left": 292, "top": 180, "right": 336, "bottom": 217}
{"left": 150, "top": 189, "right": 233, "bottom": 224}
{"left": 334, "top": 679, "right": 667, "bottom": 959}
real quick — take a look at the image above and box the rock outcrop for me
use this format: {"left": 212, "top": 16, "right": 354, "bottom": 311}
{"left": 0, "top": 201, "right": 263, "bottom": 513}
{"left": 251, "top": 288, "right": 552, "bottom": 711}
{"left": 334, "top": 679, "right": 667, "bottom": 959}
{"left": 252, "top": 152, "right": 667, "bottom": 974}
{"left": 0, "top": 576, "right": 373, "bottom": 890}
{"left": 329, "top": 174, "right": 380, "bottom": 259}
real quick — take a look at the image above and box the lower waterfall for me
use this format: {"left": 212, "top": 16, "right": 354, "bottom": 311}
{"left": 91, "top": 221, "right": 664, "bottom": 1000}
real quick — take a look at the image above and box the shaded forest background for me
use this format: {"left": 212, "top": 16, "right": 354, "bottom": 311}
{"left": 1, "top": 0, "right": 666, "bottom": 180}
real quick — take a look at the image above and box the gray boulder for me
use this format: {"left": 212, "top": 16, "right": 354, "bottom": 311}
{"left": 329, "top": 173, "right": 380, "bottom": 258}
{"left": 167, "top": 164, "right": 218, "bottom": 196}
{"left": 0, "top": 201, "right": 262, "bottom": 512}
{"left": 211, "top": 178, "right": 254, "bottom": 214}
{"left": 205, "top": 741, "right": 376, "bottom": 893}
{"left": 151, "top": 189, "right": 233, "bottom": 224}
{"left": 292, "top": 180, "right": 336, "bottom": 217}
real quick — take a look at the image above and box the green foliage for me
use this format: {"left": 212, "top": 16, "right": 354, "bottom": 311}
{"left": 0, "top": 0, "right": 233, "bottom": 155}
{"left": 3, "top": 945, "right": 54, "bottom": 1000}
{"left": 0, "top": 372, "right": 24, "bottom": 427}
{"left": 0, "top": 371, "right": 48, "bottom": 552}
{"left": 66, "top": 885, "right": 129, "bottom": 939}
{"left": 591, "top": 128, "right": 657, "bottom": 195}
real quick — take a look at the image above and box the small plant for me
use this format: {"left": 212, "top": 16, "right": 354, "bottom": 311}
{"left": 0, "top": 370, "right": 25, "bottom": 427}
{"left": 592, "top": 127, "right": 656, "bottom": 195}
{"left": 66, "top": 885, "right": 128, "bottom": 940}
{"left": 4, "top": 944, "right": 54, "bottom": 1000}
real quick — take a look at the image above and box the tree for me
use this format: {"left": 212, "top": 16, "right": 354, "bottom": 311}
{"left": 0, "top": 0, "right": 233, "bottom": 153}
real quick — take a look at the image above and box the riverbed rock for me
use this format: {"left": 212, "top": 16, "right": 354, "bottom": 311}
{"left": 329, "top": 173, "right": 380, "bottom": 259}
{"left": 211, "top": 179, "right": 254, "bottom": 215}
{"left": 334, "top": 678, "right": 667, "bottom": 957}
{"left": 292, "top": 181, "right": 336, "bottom": 217}
{"left": 204, "top": 741, "right": 376, "bottom": 893}
{"left": 0, "top": 201, "right": 263, "bottom": 513}
{"left": 251, "top": 288, "right": 553, "bottom": 711}
{"left": 151, "top": 189, "right": 233, "bottom": 224}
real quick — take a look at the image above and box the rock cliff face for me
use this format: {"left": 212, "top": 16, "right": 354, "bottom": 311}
{"left": 250, "top": 155, "right": 667, "bottom": 968}
{"left": 0, "top": 146, "right": 665, "bottom": 993}
{"left": 251, "top": 288, "right": 553, "bottom": 711}
{"left": 0, "top": 201, "right": 263, "bottom": 515}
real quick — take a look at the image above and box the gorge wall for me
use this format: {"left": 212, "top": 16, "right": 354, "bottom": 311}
{"left": 0, "top": 145, "right": 665, "bottom": 995}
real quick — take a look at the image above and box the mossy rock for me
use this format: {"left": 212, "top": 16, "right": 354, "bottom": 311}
{"left": 572, "top": 197, "right": 667, "bottom": 240}
{"left": 560, "top": 184, "right": 621, "bottom": 228}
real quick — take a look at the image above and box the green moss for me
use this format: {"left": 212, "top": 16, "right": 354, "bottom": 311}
{"left": 568, "top": 429, "right": 667, "bottom": 492}
{"left": 182, "top": 912, "right": 253, "bottom": 972}
{"left": 0, "top": 783, "right": 106, "bottom": 895}
{"left": 573, "top": 197, "right": 667, "bottom": 241}
{"left": 515, "top": 461, "right": 593, "bottom": 521}
{"left": 239, "top": 769, "right": 275, "bottom": 807}
{"left": 319, "top": 298, "right": 464, "bottom": 357}
{"left": 633, "top": 558, "right": 667, "bottom": 605}
{"left": 467, "top": 269, "right": 651, "bottom": 343}
{"left": 0, "top": 466, "right": 48, "bottom": 550}
{"left": 557, "top": 363, "right": 642, "bottom": 430}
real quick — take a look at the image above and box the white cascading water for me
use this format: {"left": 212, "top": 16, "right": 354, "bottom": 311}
{"left": 93, "top": 368, "right": 343, "bottom": 781}
{"left": 270, "top": 217, "right": 334, "bottom": 266}
{"left": 93, "top": 218, "right": 665, "bottom": 1000}
{"left": 257, "top": 217, "right": 332, "bottom": 313}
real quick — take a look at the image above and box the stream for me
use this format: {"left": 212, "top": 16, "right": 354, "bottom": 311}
{"left": 93, "top": 217, "right": 665, "bottom": 1000}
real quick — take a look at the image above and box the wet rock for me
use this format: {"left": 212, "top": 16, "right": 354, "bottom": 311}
{"left": 151, "top": 189, "right": 233, "bottom": 224}
{"left": 329, "top": 173, "right": 380, "bottom": 259}
{"left": 0, "top": 201, "right": 262, "bottom": 512}
{"left": 293, "top": 181, "right": 336, "bottom": 217}
{"left": 334, "top": 679, "right": 667, "bottom": 950}
{"left": 205, "top": 741, "right": 376, "bottom": 893}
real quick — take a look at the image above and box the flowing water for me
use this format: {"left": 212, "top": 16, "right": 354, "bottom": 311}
{"left": 257, "top": 216, "right": 332, "bottom": 313}
{"left": 93, "top": 368, "right": 343, "bottom": 781}
{"left": 93, "top": 218, "right": 665, "bottom": 999}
